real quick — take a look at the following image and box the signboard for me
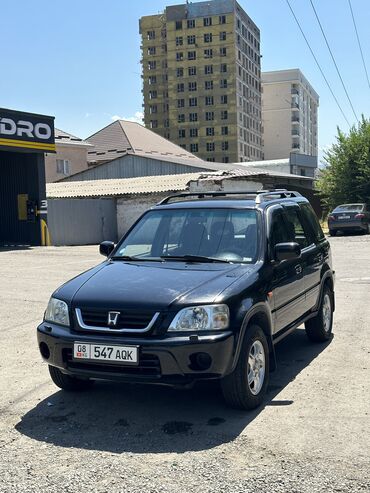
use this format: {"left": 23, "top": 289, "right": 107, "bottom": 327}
{"left": 0, "top": 108, "right": 55, "bottom": 153}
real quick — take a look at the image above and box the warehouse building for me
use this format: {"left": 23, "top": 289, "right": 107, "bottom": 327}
{"left": 46, "top": 167, "right": 315, "bottom": 246}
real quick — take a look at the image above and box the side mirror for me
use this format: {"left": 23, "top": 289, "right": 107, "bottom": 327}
{"left": 274, "top": 242, "right": 301, "bottom": 262}
{"left": 99, "top": 241, "right": 115, "bottom": 257}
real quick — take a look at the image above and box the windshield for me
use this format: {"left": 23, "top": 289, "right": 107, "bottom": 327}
{"left": 114, "top": 208, "right": 259, "bottom": 263}
{"left": 334, "top": 204, "right": 364, "bottom": 212}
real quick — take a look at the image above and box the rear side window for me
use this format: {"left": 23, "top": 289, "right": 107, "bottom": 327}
{"left": 300, "top": 203, "right": 325, "bottom": 242}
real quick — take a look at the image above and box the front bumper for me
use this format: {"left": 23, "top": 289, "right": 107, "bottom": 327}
{"left": 37, "top": 323, "right": 235, "bottom": 386}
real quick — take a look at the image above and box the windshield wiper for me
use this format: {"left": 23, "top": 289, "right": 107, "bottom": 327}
{"left": 111, "top": 255, "right": 162, "bottom": 262}
{"left": 160, "top": 254, "right": 231, "bottom": 263}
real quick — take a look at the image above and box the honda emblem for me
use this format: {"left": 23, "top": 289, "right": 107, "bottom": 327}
{"left": 107, "top": 311, "right": 120, "bottom": 327}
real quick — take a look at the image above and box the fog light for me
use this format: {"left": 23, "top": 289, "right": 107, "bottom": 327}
{"left": 189, "top": 352, "right": 212, "bottom": 371}
{"left": 39, "top": 342, "right": 50, "bottom": 360}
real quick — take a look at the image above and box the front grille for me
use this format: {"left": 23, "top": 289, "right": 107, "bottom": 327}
{"left": 63, "top": 349, "right": 161, "bottom": 377}
{"left": 78, "top": 308, "right": 157, "bottom": 330}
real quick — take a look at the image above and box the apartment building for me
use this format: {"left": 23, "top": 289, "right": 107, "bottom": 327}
{"left": 139, "top": 0, "right": 263, "bottom": 163}
{"left": 262, "top": 69, "right": 319, "bottom": 164}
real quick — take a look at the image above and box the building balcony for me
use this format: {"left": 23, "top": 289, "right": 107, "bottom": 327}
{"left": 292, "top": 143, "right": 300, "bottom": 149}
{"left": 291, "top": 88, "right": 299, "bottom": 95}
{"left": 291, "top": 116, "right": 300, "bottom": 123}
{"left": 291, "top": 102, "right": 299, "bottom": 109}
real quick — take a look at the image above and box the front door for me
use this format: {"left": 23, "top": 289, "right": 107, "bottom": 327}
{"left": 269, "top": 206, "right": 306, "bottom": 333}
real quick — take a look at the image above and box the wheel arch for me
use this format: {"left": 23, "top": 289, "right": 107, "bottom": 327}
{"left": 320, "top": 270, "right": 335, "bottom": 312}
{"left": 231, "top": 302, "right": 276, "bottom": 373}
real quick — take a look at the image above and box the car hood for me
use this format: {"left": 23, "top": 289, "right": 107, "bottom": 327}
{"left": 54, "top": 260, "right": 258, "bottom": 311}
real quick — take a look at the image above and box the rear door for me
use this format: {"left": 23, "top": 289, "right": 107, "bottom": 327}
{"left": 299, "top": 202, "right": 328, "bottom": 310}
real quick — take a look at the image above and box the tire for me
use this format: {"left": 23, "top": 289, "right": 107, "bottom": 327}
{"left": 305, "top": 286, "right": 333, "bottom": 342}
{"left": 221, "top": 324, "right": 269, "bottom": 410}
{"left": 48, "top": 365, "right": 95, "bottom": 391}
{"left": 329, "top": 230, "right": 336, "bottom": 237}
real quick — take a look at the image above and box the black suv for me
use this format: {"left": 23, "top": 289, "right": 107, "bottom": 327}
{"left": 37, "top": 190, "right": 335, "bottom": 410}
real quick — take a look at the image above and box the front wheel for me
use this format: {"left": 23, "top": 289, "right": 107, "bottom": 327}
{"left": 329, "top": 230, "right": 336, "bottom": 236}
{"left": 49, "top": 365, "right": 95, "bottom": 391}
{"left": 305, "top": 286, "right": 333, "bottom": 342}
{"left": 221, "top": 325, "right": 269, "bottom": 410}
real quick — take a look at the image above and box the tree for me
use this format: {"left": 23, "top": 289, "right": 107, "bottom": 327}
{"left": 316, "top": 116, "right": 370, "bottom": 211}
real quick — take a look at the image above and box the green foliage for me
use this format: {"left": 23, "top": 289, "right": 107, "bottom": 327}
{"left": 316, "top": 116, "right": 370, "bottom": 211}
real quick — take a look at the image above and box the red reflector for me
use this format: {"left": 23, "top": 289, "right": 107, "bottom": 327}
{"left": 355, "top": 213, "right": 365, "bottom": 219}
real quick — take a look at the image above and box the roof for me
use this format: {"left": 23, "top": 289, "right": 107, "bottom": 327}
{"left": 86, "top": 120, "right": 204, "bottom": 165}
{"left": 54, "top": 128, "right": 92, "bottom": 147}
{"left": 46, "top": 167, "right": 313, "bottom": 199}
{"left": 190, "top": 167, "right": 314, "bottom": 182}
{"left": 46, "top": 172, "right": 201, "bottom": 199}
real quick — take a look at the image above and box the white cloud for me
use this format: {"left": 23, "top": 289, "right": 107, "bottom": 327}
{"left": 111, "top": 111, "right": 144, "bottom": 125}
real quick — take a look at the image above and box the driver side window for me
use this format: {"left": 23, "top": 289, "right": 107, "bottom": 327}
{"left": 270, "top": 210, "right": 291, "bottom": 248}
{"left": 283, "top": 208, "right": 310, "bottom": 249}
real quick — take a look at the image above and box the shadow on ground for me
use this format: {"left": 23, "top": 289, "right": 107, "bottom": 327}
{"left": 15, "top": 328, "right": 331, "bottom": 454}
{"left": 0, "top": 245, "right": 32, "bottom": 252}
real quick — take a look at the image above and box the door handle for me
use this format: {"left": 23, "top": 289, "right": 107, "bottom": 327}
{"left": 294, "top": 264, "right": 302, "bottom": 275}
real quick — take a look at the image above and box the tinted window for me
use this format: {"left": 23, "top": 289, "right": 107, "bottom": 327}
{"left": 269, "top": 210, "right": 291, "bottom": 247}
{"left": 116, "top": 209, "right": 259, "bottom": 263}
{"left": 283, "top": 208, "right": 310, "bottom": 249}
{"left": 300, "top": 203, "right": 325, "bottom": 242}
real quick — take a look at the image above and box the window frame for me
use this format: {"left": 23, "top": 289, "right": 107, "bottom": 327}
{"left": 281, "top": 204, "right": 314, "bottom": 250}
{"left": 56, "top": 159, "right": 70, "bottom": 176}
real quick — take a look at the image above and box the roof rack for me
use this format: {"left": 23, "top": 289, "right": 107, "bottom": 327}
{"left": 157, "top": 190, "right": 302, "bottom": 205}
{"left": 255, "top": 190, "right": 302, "bottom": 204}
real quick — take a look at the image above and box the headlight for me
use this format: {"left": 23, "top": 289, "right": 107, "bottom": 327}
{"left": 44, "top": 298, "right": 70, "bottom": 326}
{"left": 168, "top": 304, "right": 229, "bottom": 332}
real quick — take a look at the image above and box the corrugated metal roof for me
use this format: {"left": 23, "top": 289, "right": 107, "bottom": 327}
{"left": 55, "top": 128, "right": 92, "bottom": 147}
{"left": 86, "top": 120, "right": 203, "bottom": 165}
{"left": 46, "top": 173, "right": 201, "bottom": 199}
{"left": 47, "top": 167, "right": 313, "bottom": 199}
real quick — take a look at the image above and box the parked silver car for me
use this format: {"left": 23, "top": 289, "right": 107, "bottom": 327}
{"left": 328, "top": 203, "right": 370, "bottom": 236}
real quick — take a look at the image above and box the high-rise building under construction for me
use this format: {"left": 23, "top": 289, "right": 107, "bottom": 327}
{"left": 139, "top": 0, "right": 263, "bottom": 163}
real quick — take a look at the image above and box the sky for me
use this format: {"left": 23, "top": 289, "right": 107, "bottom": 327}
{"left": 1, "top": 0, "right": 369, "bottom": 163}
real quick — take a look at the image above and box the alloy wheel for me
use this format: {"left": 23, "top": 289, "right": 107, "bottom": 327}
{"left": 322, "top": 293, "right": 332, "bottom": 333}
{"left": 247, "top": 340, "right": 265, "bottom": 395}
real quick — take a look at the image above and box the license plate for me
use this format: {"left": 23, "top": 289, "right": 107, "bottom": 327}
{"left": 73, "top": 342, "right": 138, "bottom": 364}
{"left": 338, "top": 215, "right": 350, "bottom": 220}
